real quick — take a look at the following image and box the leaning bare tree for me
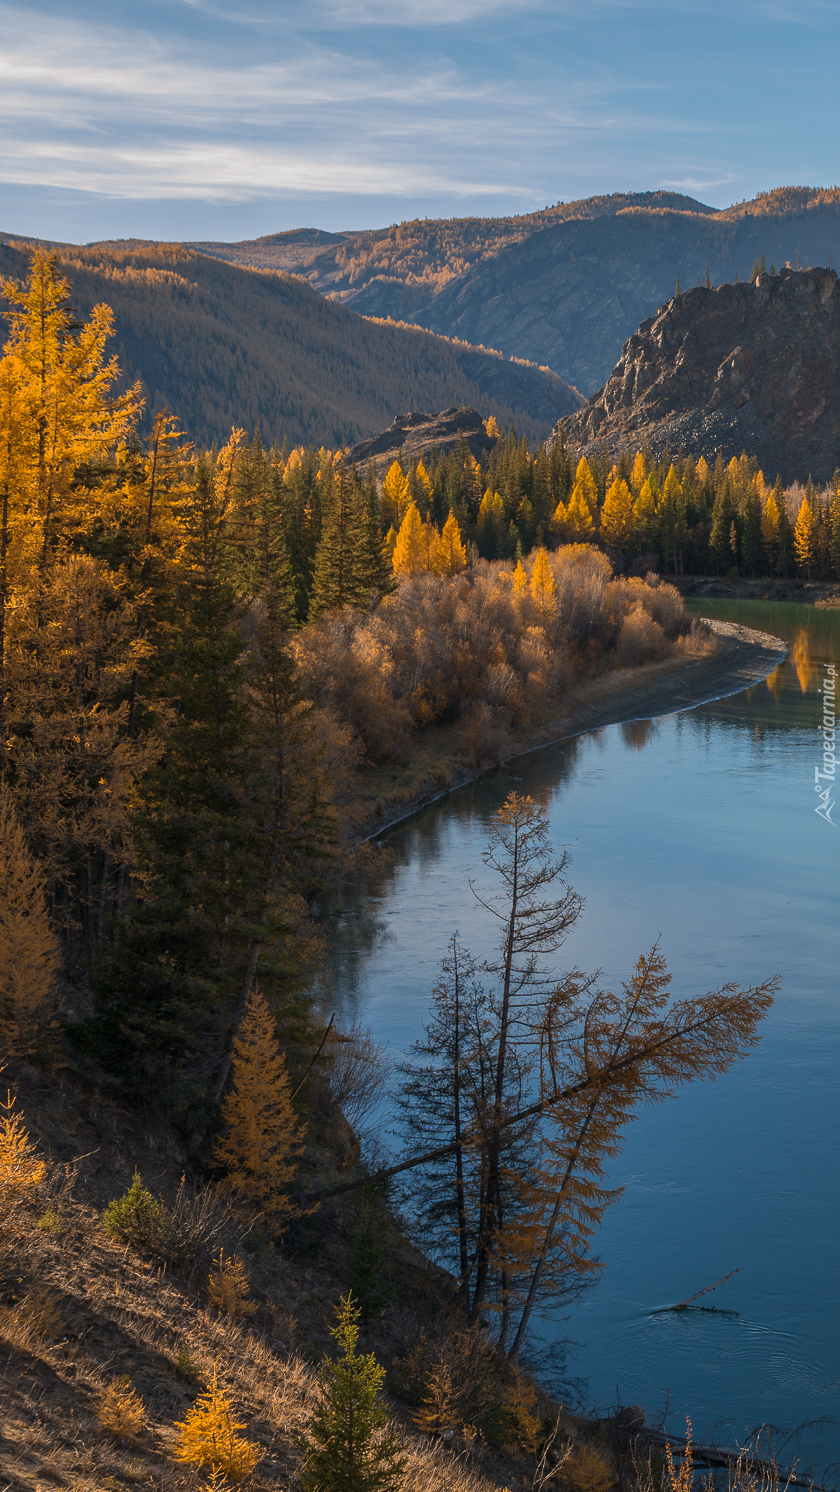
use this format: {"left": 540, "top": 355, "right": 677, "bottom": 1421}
{"left": 393, "top": 793, "right": 776, "bottom": 1363}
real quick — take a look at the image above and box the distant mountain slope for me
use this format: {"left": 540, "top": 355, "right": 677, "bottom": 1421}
{"left": 411, "top": 194, "right": 840, "bottom": 393}
{"left": 0, "top": 240, "right": 580, "bottom": 447}
{"left": 554, "top": 266, "right": 840, "bottom": 483}
{"left": 186, "top": 187, "right": 840, "bottom": 395}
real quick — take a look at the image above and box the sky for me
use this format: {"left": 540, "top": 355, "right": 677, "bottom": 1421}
{"left": 2, "top": 0, "right": 840, "bottom": 244}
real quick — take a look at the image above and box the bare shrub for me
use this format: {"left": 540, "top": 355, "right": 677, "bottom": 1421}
{"left": 616, "top": 605, "right": 668, "bottom": 667}
{"left": 632, "top": 580, "right": 689, "bottom": 638}
{"left": 324, "top": 1023, "right": 390, "bottom": 1130}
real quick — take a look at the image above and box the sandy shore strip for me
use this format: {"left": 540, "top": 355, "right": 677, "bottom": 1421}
{"left": 359, "top": 619, "right": 787, "bottom": 842}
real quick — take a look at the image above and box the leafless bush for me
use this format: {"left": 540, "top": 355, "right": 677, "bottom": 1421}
{"left": 162, "top": 1176, "right": 239, "bottom": 1278}
{"left": 324, "top": 1023, "right": 391, "bottom": 1130}
{"left": 616, "top": 605, "right": 668, "bottom": 667}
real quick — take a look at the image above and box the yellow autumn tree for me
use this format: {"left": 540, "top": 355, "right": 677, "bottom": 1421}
{"left": 513, "top": 557, "right": 528, "bottom": 595}
{"left": 391, "top": 502, "right": 426, "bottom": 577}
{"left": 0, "top": 790, "right": 60, "bottom": 1056}
{"left": 0, "top": 251, "right": 141, "bottom": 562}
{"left": 483, "top": 414, "right": 501, "bottom": 438}
{"left": 383, "top": 526, "right": 397, "bottom": 564}
{"left": 695, "top": 456, "right": 710, "bottom": 485}
{"left": 761, "top": 491, "right": 781, "bottom": 566}
{"left": 213, "top": 987, "right": 304, "bottom": 1219}
{"left": 600, "top": 477, "right": 635, "bottom": 552}
{"left": 794, "top": 495, "right": 817, "bottom": 574}
{"left": 629, "top": 451, "right": 648, "bottom": 496}
{"left": 410, "top": 459, "right": 433, "bottom": 508}
{"left": 530, "top": 548, "right": 557, "bottom": 617}
{"left": 477, "top": 489, "right": 504, "bottom": 542}
{"left": 633, "top": 476, "right": 660, "bottom": 550}
{"left": 174, "top": 1365, "right": 260, "bottom": 1481}
{"left": 571, "top": 457, "right": 599, "bottom": 516}
{"left": 0, "top": 1090, "right": 47, "bottom": 1241}
{"left": 380, "top": 462, "right": 410, "bottom": 530}
{"left": 434, "top": 511, "right": 467, "bottom": 576}
{"left": 564, "top": 484, "right": 594, "bottom": 540}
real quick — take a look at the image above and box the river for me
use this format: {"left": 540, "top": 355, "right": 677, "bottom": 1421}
{"left": 324, "top": 600, "right": 840, "bottom": 1475}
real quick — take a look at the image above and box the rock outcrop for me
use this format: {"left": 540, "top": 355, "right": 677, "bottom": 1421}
{"left": 346, "top": 407, "right": 495, "bottom": 475}
{"left": 552, "top": 268, "right": 840, "bottom": 482}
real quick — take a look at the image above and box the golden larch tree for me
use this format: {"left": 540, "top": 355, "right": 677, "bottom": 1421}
{"left": 564, "top": 485, "right": 594, "bottom": 540}
{"left": 391, "top": 502, "right": 426, "bottom": 576}
{"left": 0, "top": 789, "right": 60, "bottom": 1056}
{"left": 380, "top": 462, "right": 410, "bottom": 530}
{"left": 213, "top": 987, "right": 304, "bottom": 1219}
{"left": 571, "top": 457, "right": 598, "bottom": 515}
{"left": 530, "top": 548, "right": 557, "bottom": 617}
{"left": 761, "top": 491, "right": 781, "bottom": 566}
{"left": 0, "top": 251, "right": 141, "bottom": 562}
{"left": 434, "top": 511, "right": 467, "bottom": 576}
{"left": 600, "top": 477, "right": 634, "bottom": 551}
{"left": 794, "top": 495, "right": 817, "bottom": 574}
{"left": 629, "top": 451, "right": 648, "bottom": 496}
{"left": 174, "top": 1365, "right": 259, "bottom": 1480}
{"left": 633, "top": 476, "right": 659, "bottom": 550}
{"left": 513, "top": 557, "right": 528, "bottom": 594}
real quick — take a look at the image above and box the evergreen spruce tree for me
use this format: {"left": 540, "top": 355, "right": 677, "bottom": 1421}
{"left": 309, "top": 473, "right": 370, "bottom": 618}
{"left": 709, "top": 485, "right": 735, "bottom": 573}
{"left": 776, "top": 482, "right": 793, "bottom": 577}
{"left": 794, "top": 494, "right": 817, "bottom": 576}
{"left": 741, "top": 485, "right": 763, "bottom": 575}
{"left": 0, "top": 789, "right": 60, "bottom": 1056}
{"left": 705, "top": 263, "right": 711, "bottom": 289}
{"left": 302, "top": 1293, "right": 406, "bottom": 1492}
{"left": 79, "top": 442, "right": 269, "bottom": 1112}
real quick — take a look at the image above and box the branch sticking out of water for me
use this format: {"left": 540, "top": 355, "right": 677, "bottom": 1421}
{"left": 657, "top": 1267, "right": 740, "bottom": 1312}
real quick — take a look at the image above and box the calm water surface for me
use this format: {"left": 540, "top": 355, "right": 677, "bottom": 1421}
{"left": 326, "top": 601, "right": 840, "bottom": 1472}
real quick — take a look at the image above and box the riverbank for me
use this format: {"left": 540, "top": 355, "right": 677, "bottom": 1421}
{"left": 354, "top": 618, "right": 787, "bottom": 841}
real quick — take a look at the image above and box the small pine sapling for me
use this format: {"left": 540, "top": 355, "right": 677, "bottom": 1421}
{"left": 96, "top": 1376, "right": 146, "bottom": 1440}
{"left": 174, "top": 1364, "right": 260, "bottom": 1480}
{"left": 176, "top": 1346, "right": 203, "bottom": 1383}
{"left": 102, "top": 1169, "right": 160, "bottom": 1247}
{"left": 301, "top": 1291, "right": 406, "bottom": 1492}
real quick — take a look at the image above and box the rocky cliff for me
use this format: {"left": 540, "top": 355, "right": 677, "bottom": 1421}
{"left": 345, "top": 406, "right": 495, "bottom": 475}
{"left": 552, "top": 267, "right": 840, "bottom": 482}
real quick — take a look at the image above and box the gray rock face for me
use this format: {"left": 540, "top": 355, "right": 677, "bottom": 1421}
{"left": 551, "top": 268, "right": 840, "bottom": 482}
{"left": 346, "top": 407, "right": 494, "bottom": 475}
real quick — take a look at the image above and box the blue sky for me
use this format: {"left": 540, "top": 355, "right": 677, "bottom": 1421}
{"left": 2, "top": 0, "right": 839, "bottom": 243}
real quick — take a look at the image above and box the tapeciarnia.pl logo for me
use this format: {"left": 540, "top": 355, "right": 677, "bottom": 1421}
{"left": 815, "top": 662, "right": 837, "bottom": 825}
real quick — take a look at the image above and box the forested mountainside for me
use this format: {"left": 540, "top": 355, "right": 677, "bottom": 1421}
{"left": 190, "top": 187, "right": 840, "bottom": 395}
{"left": 0, "top": 239, "right": 577, "bottom": 447}
{"left": 413, "top": 190, "right": 840, "bottom": 393}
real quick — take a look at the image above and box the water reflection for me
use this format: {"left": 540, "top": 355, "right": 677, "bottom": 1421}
{"left": 322, "top": 600, "right": 840, "bottom": 1472}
